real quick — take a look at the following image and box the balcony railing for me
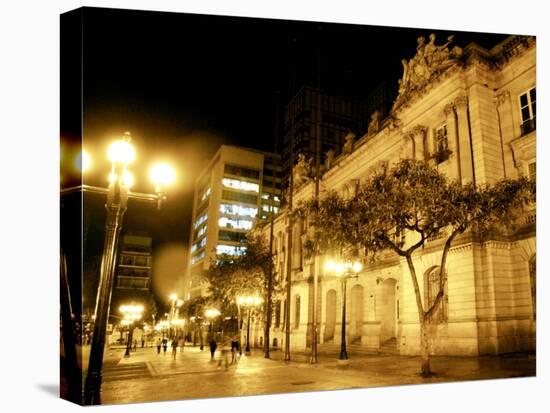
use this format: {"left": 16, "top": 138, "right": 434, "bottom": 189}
{"left": 521, "top": 118, "right": 536, "bottom": 136}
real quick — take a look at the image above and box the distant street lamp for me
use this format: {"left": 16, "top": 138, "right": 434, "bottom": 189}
{"left": 168, "top": 294, "right": 182, "bottom": 338}
{"left": 204, "top": 308, "right": 221, "bottom": 341}
{"left": 325, "top": 259, "right": 363, "bottom": 360}
{"left": 119, "top": 304, "right": 144, "bottom": 357}
{"left": 237, "top": 295, "right": 263, "bottom": 354}
{"left": 63, "top": 132, "right": 176, "bottom": 405}
{"left": 170, "top": 318, "right": 185, "bottom": 342}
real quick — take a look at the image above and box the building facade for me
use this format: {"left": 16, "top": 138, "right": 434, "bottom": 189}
{"left": 115, "top": 235, "right": 153, "bottom": 291}
{"left": 255, "top": 34, "right": 536, "bottom": 356}
{"left": 185, "top": 145, "right": 281, "bottom": 299}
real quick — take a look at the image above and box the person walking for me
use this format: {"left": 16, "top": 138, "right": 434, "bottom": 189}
{"left": 162, "top": 338, "right": 168, "bottom": 354}
{"left": 141, "top": 337, "right": 145, "bottom": 348}
{"left": 231, "top": 338, "right": 238, "bottom": 364}
{"left": 218, "top": 341, "right": 230, "bottom": 370}
{"left": 133, "top": 339, "right": 137, "bottom": 352}
{"left": 171, "top": 338, "right": 179, "bottom": 360}
{"left": 156, "top": 338, "right": 161, "bottom": 355}
{"left": 209, "top": 338, "right": 217, "bottom": 360}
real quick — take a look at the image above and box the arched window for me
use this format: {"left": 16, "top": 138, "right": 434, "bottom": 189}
{"left": 424, "top": 266, "right": 447, "bottom": 322}
{"left": 294, "top": 295, "right": 301, "bottom": 329}
{"left": 529, "top": 255, "right": 536, "bottom": 319}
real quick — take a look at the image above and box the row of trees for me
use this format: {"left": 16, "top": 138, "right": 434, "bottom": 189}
{"left": 193, "top": 159, "right": 535, "bottom": 376}
{"left": 182, "top": 235, "right": 281, "bottom": 357}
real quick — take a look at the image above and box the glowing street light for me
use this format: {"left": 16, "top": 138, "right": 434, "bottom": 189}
{"left": 236, "top": 295, "right": 263, "bottom": 354}
{"left": 119, "top": 304, "right": 144, "bottom": 357}
{"left": 205, "top": 308, "right": 221, "bottom": 341}
{"left": 324, "top": 258, "right": 363, "bottom": 360}
{"left": 150, "top": 163, "right": 176, "bottom": 209}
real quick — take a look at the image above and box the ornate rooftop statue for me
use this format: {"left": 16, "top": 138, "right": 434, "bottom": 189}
{"left": 293, "top": 153, "right": 311, "bottom": 187}
{"left": 343, "top": 131, "right": 356, "bottom": 154}
{"left": 393, "top": 34, "right": 463, "bottom": 111}
{"left": 325, "top": 148, "right": 335, "bottom": 170}
{"left": 367, "top": 110, "right": 383, "bottom": 136}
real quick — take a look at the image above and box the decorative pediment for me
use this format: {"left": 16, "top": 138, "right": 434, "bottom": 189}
{"left": 392, "top": 34, "right": 463, "bottom": 113}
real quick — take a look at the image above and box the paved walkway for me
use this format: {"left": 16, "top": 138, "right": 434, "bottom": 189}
{"left": 98, "top": 345, "right": 535, "bottom": 405}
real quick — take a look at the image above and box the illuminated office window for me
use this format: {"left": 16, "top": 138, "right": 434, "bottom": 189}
{"left": 219, "top": 203, "right": 258, "bottom": 218}
{"left": 194, "top": 213, "right": 208, "bottom": 229}
{"left": 222, "top": 177, "right": 259, "bottom": 192}
{"left": 218, "top": 216, "right": 253, "bottom": 230}
{"left": 216, "top": 244, "right": 247, "bottom": 256}
{"left": 191, "top": 251, "right": 205, "bottom": 264}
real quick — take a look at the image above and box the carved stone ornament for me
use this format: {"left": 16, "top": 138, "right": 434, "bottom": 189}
{"left": 293, "top": 153, "right": 311, "bottom": 187}
{"left": 454, "top": 95, "right": 468, "bottom": 111}
{"left": 495, "top": 91, "right": 510, "bottom": 109}
{"left": 367, "top": 110, "right": 383, "bottom": 136}
{"left": 343, "top": 131, "right": 356, "bottom": 154}
{"left": 392, "top": 33, "right": 463, "bottom": 112}
{"left": 443, "top": 102, "right": 454, "bottom": 117}
{"left": 325, "top": 148, "right": 335, "bottom": 169}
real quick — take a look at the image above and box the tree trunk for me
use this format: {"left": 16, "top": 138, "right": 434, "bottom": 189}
{"left": 405, "top": 254, "right": 432, "bottom": 376}
{"left": 420, "top": 318, "right": 431, "bottom": 377}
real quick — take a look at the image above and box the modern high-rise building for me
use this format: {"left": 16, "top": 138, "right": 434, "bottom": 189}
{"left": 185, "top": 145, "right": 281, "bottom": 299}
{"left": 280, "top": 84, "right": 396, "bottom": 191}
{"left": 281, "top": 86, "right": 365, "bottom": 189}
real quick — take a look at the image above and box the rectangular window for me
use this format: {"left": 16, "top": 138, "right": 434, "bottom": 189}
{"left": 520, "top": 87, "right": 536, "bottom": 135}
{"left": 218, "top": 230, "right": 247, "bottom": 243}
{"left": 194, "top": 213, "right": 208, "bottom": 229}
{"left": 218, "top": 216, "right": 253, "bottom": 230}
{"left": 191, "top": 251, "right": 205, "bottom": 264}
{"left": 219, "top": 203, "right": 258, "bottom": 218}
{"left": 224, "top": 164, "right": 260, "bottom": 180}
{"left": 529, "top": 162, "right": 536, "bottom": 181}
{"left": 434, "top": 124, "right": 449, "bottom": 163}
{"left": 216, "top": 244, "right": 247, "bottom": 256}
{"left": 222, "top": 190, "right": 258, "bottom": 205}
{"left": 222, "top": 177, "right": 259, "bottom": 193}
{"left": 199, "top": 187, "right": 211, "bottom": 202}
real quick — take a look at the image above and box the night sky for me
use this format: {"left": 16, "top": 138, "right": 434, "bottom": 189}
{"left": 63, "top": 6, "right": 510, "bottom": 304}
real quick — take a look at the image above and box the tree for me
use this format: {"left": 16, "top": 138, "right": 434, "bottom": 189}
{"left": 204, "top": 234, "right": 281, "bottom": 357}
{"left": 309, "top": 159, "right": 535, "bottom": 376}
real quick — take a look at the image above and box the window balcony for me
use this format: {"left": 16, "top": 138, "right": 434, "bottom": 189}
{"left": 521, "top": 118, "right": 536, "bottom": 136}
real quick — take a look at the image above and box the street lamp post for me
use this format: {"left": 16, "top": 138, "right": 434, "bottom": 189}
{"left": 237, "top": 295, "right": 263, "bottom": 355}
{"left": 70, "top": 132, "right": 176, "bottom": 405}
{"left": 325, "top": 259, "right": 362, "bottom": 360}
{"left": 204, "top": 309, "right": 221, "bottom": 341}
{"left": 120, "top": 304, "right": 143, "bottom": 357}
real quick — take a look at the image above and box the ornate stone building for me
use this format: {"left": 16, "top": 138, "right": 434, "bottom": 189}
{"left": 254, "top": 34, "right": 536, "bottom": 356}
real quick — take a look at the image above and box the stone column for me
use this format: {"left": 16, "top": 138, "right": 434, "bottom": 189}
{"left": 411, "top": 126, "right": 427, "bottom": 160}
{"left": 455, "top": 96, "right": 474, "bottom": 184}
{"left": 444, "top": 102, "right": 461, "bottom": 181}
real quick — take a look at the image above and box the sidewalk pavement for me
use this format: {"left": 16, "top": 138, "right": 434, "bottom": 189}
{"left": 98, "top": 344, "right": 535, "bottom": 404}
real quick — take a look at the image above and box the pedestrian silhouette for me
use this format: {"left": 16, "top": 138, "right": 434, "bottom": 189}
{"left": 171, "top": 338, "right": 179, "bottom": 360}
{"left": 209, "top": 338, "right": 217, "bottom": 360}
{"left": 156, "top": 338, "right": 161, "bottom": 355}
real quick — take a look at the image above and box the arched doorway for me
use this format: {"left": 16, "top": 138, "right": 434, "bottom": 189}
{"left": 350, "top": 285, "right": 364, "bottom": 344}
{"left": 324, "top": 289, "right": 337, "bottom": 342}
{"left": 380, "top": 278, "right": 397, "bottom": 343}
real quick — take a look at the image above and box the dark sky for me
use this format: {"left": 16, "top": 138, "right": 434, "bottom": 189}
{"left": 63, "top": 7, "right": 509, "bottom": 302}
